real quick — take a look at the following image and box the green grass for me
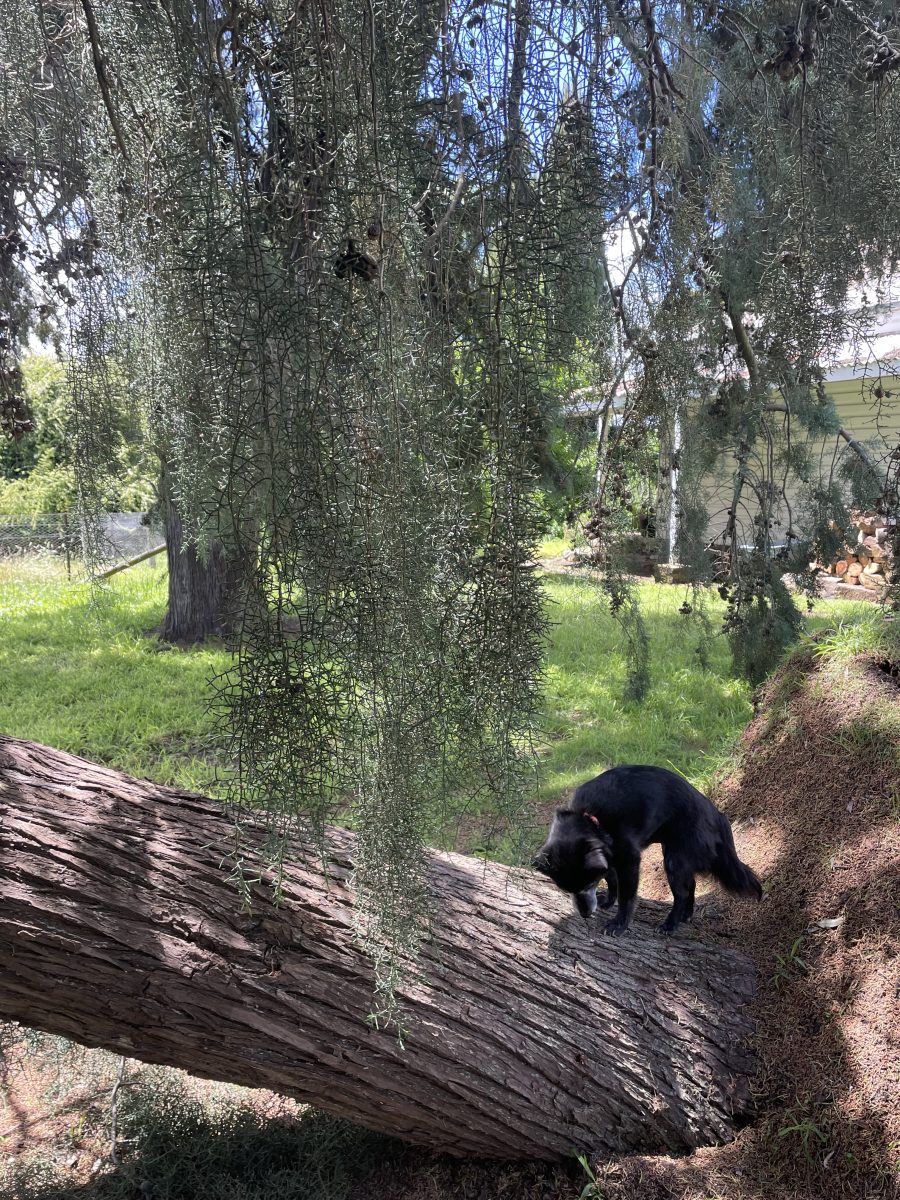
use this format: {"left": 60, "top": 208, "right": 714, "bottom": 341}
{"left": 809, "top": 609, "right": 900, "bottom": 663}
{"left": 538, "top": 575, "right": 751, "bottom": 800}
{"left": 0, "top": 557, "right": 228, "bottom": 792}
{"left": 0, "top": 555, "right": 879, "bottom": 807}
{"left": 537, "top": 533, "right": 572, "bottom": 558}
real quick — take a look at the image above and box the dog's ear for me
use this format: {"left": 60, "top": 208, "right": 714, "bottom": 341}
{"left": 584, "top": 845, "right": 608, "bottom": 872}
{"left": 532, "top": 850, "right": 552, "bottom": 875}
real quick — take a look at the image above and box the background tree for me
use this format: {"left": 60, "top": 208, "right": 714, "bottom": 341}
{"left": 583, "top": 0, "right": 900, "bottom": 683}
{"left": 0, "top": 354, "right": 154, "bottom": 515}
{"left": 0, "top": 17, "right": 241, "bottom": 635}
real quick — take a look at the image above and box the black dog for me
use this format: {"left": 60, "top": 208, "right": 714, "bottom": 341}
{"left": 533, "top": 765, "right": 762, "bottom": 935}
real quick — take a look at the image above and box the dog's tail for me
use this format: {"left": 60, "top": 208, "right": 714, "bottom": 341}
{"left": 712, "top": 811, "right": 763, "bottom": 899}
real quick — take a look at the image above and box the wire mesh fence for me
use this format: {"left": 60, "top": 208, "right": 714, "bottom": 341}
{"left": 0, "top": 513, "right": 164, "bottom": 574}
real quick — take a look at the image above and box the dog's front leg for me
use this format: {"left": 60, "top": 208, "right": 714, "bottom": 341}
{"left": 604, "top": 847, "right": 639, "bottom": 935}
{"left": 598, "top": 867, "right": 618, "bottom": 909}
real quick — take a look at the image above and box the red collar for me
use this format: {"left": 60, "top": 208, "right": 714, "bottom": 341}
{"left": 582, "top": 811, "right": 602, "bottom": 830}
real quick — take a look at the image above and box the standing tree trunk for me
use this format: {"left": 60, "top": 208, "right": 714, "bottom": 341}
{"left": 0, "top": 154, "right": 34, "bottom": 441}
{"left": 158, "top": 456, "right": 238, "bottom": 644}
{"left": 0, "top": 736, "right": 757, "bottom": 1161}
{"left": 654, "top": 412, "right": 678, "bottom": 566}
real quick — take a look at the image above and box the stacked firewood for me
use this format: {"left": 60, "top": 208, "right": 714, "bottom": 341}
{"left": 821, "top": 513, "right": 895, "bottom": 592}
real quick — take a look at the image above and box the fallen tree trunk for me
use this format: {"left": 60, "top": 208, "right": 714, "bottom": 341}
{"left": 0, "top": 736, "right": 757, "bottom": 1160}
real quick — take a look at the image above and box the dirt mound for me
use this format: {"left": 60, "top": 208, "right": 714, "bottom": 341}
{"left": 593, "top": 643, "right": 900, "bottom": 1200}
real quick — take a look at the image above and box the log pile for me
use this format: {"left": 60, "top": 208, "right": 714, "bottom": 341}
{"left": 818, "top": 512, "right": 895, "bottom": 594}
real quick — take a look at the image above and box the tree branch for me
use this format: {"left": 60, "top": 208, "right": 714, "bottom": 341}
{"left": 80, "top": 0, "right": 130, "bottom": 163}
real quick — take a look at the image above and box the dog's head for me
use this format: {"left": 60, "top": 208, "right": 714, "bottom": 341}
{"left": 532, "top": 809, "right": 612, "bottom": 895}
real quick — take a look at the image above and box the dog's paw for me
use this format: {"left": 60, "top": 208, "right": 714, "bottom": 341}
{"left": 603, "top": 919, "right": 629, "bottom": 937}
{"left": 656, "top": 922, "right": 679, "bottom": 936}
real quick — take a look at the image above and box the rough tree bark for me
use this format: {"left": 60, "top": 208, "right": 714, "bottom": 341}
{"left": 158, "top": 455, "right": 238, "bottom": 645}
{"left": 0, "top": 736, "right": 757, "bottom": 1161}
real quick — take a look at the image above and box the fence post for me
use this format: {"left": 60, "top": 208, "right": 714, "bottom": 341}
{"left": 62, "top": 512, "right": 71, "bottom": 581}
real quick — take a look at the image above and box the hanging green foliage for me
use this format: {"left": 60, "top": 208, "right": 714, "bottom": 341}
{"left": 2, "top": 0, "right": 900, "bottom": 1010}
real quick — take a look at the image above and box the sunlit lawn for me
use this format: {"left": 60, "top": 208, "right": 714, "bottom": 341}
{"left": 538, "top": 574, "right": 749, "bottom": 799}
{"left": 0, "top": 556, "right": 228, "bottom": 792}
{"left": 538, "top": 567, "right": 877, "bottom": 797}
{"left": 0, "top": 553, "right": 875, "bottom": 810}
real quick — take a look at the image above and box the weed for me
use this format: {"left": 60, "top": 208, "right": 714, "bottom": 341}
{"left": 776, "top": 1106, "right": 830, "bottom": 1166}
{"left": 771, "top": 936, "right": 809, "bottom": 989}
{"left": 0, "top": 1155, "right": 61, "bottom": 1200}
{"left": 821, "top": 717, "right": 884, "bottom": 761}
{"left": 0, "top": 1068, "right": 403, "bottom": 1200}
{"left": 575, "top": 1152, "right": 606, "bottom": 1200}
{"left": 769, "top": 664, "right": 807, "bottom": 708}
{"left": 812, "top": 612, "right": 900, "bottom": 665}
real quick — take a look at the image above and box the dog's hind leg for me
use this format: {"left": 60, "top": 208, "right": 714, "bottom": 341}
{"left": 659, "top": 851, "right": 695, "bottom": 935}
